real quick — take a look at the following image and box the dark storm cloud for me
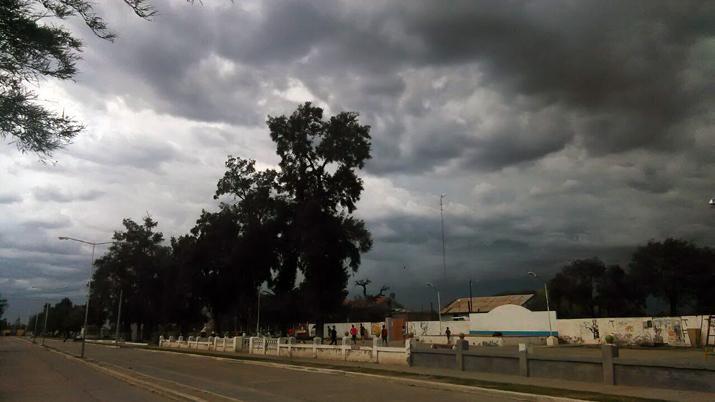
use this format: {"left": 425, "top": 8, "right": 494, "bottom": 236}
{"left": 5, "top": 0, "right": 714, "bottom": 317}
{"left": 32, "top": 186, "right": 104, "bottom": 203}
{"left": 72, "top": 0, "right": 712, "bottom": 174}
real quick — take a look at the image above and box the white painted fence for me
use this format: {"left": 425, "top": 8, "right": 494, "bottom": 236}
{"left": 159, "top": 335, "right": 412, "bottom": 366}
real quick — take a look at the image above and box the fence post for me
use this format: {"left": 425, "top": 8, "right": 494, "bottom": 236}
{"left": 342, "top": 336, "right": 349, "bottom": 361}
{"left": 213, "top": 336, "right": 218, "bottom": 351}
{"left": 249, "top": 337, "right": 255, "bottom": 354}
{"left": 277, "top": 337, "right": 282, "bottom": 356}
{"left": 222, "top": 337, "right": 227, "bottom": 352}
{"left": 195, "top": 336, "right": 200, "bottom": 349}
{"left": 602, "top": 344, "right": 618, "bottom": 385}
{"left": 288, "top": 337, "right": 294, "bottom": 358}
{"left": 405, "top": 338, "right": 413, "bottom": 366}
{"left": 372, "top": 337, "right": 379, "bottom": 363}
{"left": 262, "top": 337, "right": 267, "bottom": 355}
{"left": 518, "top": 343, "right": 529, "bottom": 377}
{"left": 159, "top": 336, "right": 165, "bottom": 347}
{"left": 455, "top": 340, "right": 465, "bottom": 371}
{"left": 313, "top": 337, "right": 320, "bottom": 359}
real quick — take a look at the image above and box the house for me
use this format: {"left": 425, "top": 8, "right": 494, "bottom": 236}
{"left": 440, "top": 294, "right": 534, "bottom": 319}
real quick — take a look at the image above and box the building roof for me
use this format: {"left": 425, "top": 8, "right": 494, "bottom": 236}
{"left": 440, "top": 294, "right": 534, "bottom": 314}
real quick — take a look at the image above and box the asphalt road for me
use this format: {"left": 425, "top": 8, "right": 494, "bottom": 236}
{"left": 6, "top": 338, "right": 529, "bottom": 402}
{"left": 0, "top": 337, "right": 165, "bottom": 401}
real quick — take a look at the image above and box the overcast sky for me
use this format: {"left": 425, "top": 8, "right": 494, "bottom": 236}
{"left": 1, "top": 0, "right": 714, "bottom": 321}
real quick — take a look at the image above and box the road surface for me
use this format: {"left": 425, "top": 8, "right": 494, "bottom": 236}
{"left": 0, "top": 337, "right": 164, "bottom": 401}
{"left": 1, "top": 337, "right": 529, "bottom": 401}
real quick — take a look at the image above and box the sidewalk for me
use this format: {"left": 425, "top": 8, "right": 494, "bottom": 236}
{"left": 144, "top": 344, "right": 715, "bottom": 402}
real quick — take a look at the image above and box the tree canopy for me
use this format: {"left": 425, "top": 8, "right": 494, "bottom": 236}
{"left": 0, "top": 0, "right": 198, "bottom": 157}
{"left": 91, "top": 216, "right": 172, "bottom": 337}
{"left": 0, "top": 292, "right": 7, "bottom": 319}
{"left": 70, "top": 103, "right": 374, "bottom": 338}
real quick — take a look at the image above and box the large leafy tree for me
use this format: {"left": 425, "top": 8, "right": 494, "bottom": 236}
{"left": 91, "top": 216, "right": 171, "bottom": 338}
{"left": 0, "top": 0, "right": 158, "bottom": 156}
{"left": 629, "top": 238, "right": 702, "bottom": 316}
{"left": 549, "top": 258, "right": 606, "bottom": 318}
{"left": 0, "top": 293, "right": 7, "bottom": 319}
{"left": 691, "top": 246, "right": 715, "bottom": 314}
{"left": 209, "top": 103, "right": 373, "bottom": 325}
{"left": 549, "top": 258, "right": 645, "bottom": 318}
{"left": 268, "top": 103, "right": 372, "bottom": 322}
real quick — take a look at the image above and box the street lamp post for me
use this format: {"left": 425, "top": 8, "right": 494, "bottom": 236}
{"left": 32, "top": 310, "right": 40, "bottom": 343}
{"left": 528, "top": 271, "right": 553, "bottom": 339}
{"left": 41, "top": 302, "right": 49, "bottom": 346}
{"left": 426, "top": 282, "right": 442, "bottom": 334}
{"left": 115, "top": 288, "right": 123, "bottom": 343}
{"left": 440, "top": 194, "right": 447, "bottom": 280}
{"left": 256, "top": 286, "right": 261, "bottom": 336}
{"left": 58, "top": 236, "right": 113, "bottom": 358}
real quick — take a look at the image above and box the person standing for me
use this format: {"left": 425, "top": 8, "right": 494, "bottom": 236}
{"left": 350, "top": 324, "right": 358, "bottom": 344}
{"left": 381, "top": 325, "right": 388, "bottom": 346}
{"left": 331, "top": 326, "right": 338, "bottom": 345}
{"left": 445, "top": 327, "right": 452, "bottom": 344}
{"left": 359, "top": 324, "right": 366, "bottom": 340}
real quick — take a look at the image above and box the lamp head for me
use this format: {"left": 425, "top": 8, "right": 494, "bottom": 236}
{"left": 709, "top": 198, "right": 715, "bottom": 207}
{"left": 528, "top": 272, "right": 537, "bottom": 278}
{"left": 58, "top": 236, "right": 68, "bottom": 240}
{"left": 426, "top": 282, "right": 434, "bottom": 288}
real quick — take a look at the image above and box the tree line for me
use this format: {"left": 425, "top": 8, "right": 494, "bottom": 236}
{"left": 547, "top": 238, "right": 715, "bottom": 318}
{"left": 75, "top": 103, "right": 372, "bottom": 340}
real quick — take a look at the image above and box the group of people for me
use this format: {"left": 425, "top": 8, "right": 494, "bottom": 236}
{"left": 326, "top": 324, "right": 389, "bottom": 345}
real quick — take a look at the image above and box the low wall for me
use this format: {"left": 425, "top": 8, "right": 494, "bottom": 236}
{"left": 528, "top": 356, "right": 603, "bottom": 383}
{"left": 160, "top": 335, "right": 410, "bottom": 367}
{"left": 614, "top": 361, "right": 715, "bottom": 392}
{"left": 556, "top": 315, "right": 713, "bottom": 346}
{"left": 410, "top": 341, "right": 715, "bottom": 392}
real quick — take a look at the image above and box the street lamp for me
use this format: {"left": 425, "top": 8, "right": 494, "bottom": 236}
{"left": 440, "top": 194, "right": 447, "bottom": 280}
{"left": 58, "top": 236, "right": 114, "bottom": 358}
{"left": 528, "top": 271, "right": 554, "bottom": 338}
{"left": 709, "top": 198, "right": 714, "bottom": 207}
{"left": 41, "top": 302, "right": 50, "bottom": 346}
{"left": 426, "top": 282, "right": 442, "bottom": 333}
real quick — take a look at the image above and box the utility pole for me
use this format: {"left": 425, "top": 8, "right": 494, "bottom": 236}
{"left": 41, "top": 303, "right": 49, "bottom": 346}
{"left": 468, "top": 280, "right": 473, "bottom": 314}
{"left": 115, "top": 289, "right": 123, "bottom": 343}
{"left": 58, "top": 236, "right": 114, "bottom": 358}
{"left": 426, "top": 283, "right": 442, "bottom": 334}
{"left": 32, "top": 310, "right": 40, "bottom": 343}
{"left": 256, "top": 286, "right": 261, "bottom": 336}
{"left": 440, "top": 193, "right": 447, "bottom": 280}
{"left": 528, "top": 272, "right": 553, "bottom": 338}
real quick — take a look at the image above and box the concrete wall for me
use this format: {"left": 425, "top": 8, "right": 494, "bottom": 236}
{"left": 614, "top": 361, "right": 715, "bottom": 392}
{"left": 468, "top": 304, "right": 557, "bottom": 336}
{"left": 463, "top": 353, "right": 519, "bottom": 374}
{"left": 528, "top": 357, "right": 602, "bottom": 383}
{"left": 410, "top": 342, "right": 715, "bottom": 392}
{"left": 556, "top": 315, "right": 712, "bottom": 346}
{"left": 408, "top": 321, "right": 470, "bottom": 338}
{"left": 322, "top": 314, "right": 714, "bottom": 347}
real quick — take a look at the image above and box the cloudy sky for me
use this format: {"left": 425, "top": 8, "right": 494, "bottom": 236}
{"left": 1, "top": 0, "right": 714, "bottom": 320}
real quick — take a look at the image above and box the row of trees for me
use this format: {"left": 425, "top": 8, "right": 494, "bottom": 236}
{"left": 82, "top": 103, "right": 372, "bottom": 339}
{"left": 27, "top": 298, "right": 84, "bottom": 337}
{"left": 0, "top": 293, "right": 7, "bottom": 331}
{"left": 548, "top": 238, "right": 715, "bottom": 318}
